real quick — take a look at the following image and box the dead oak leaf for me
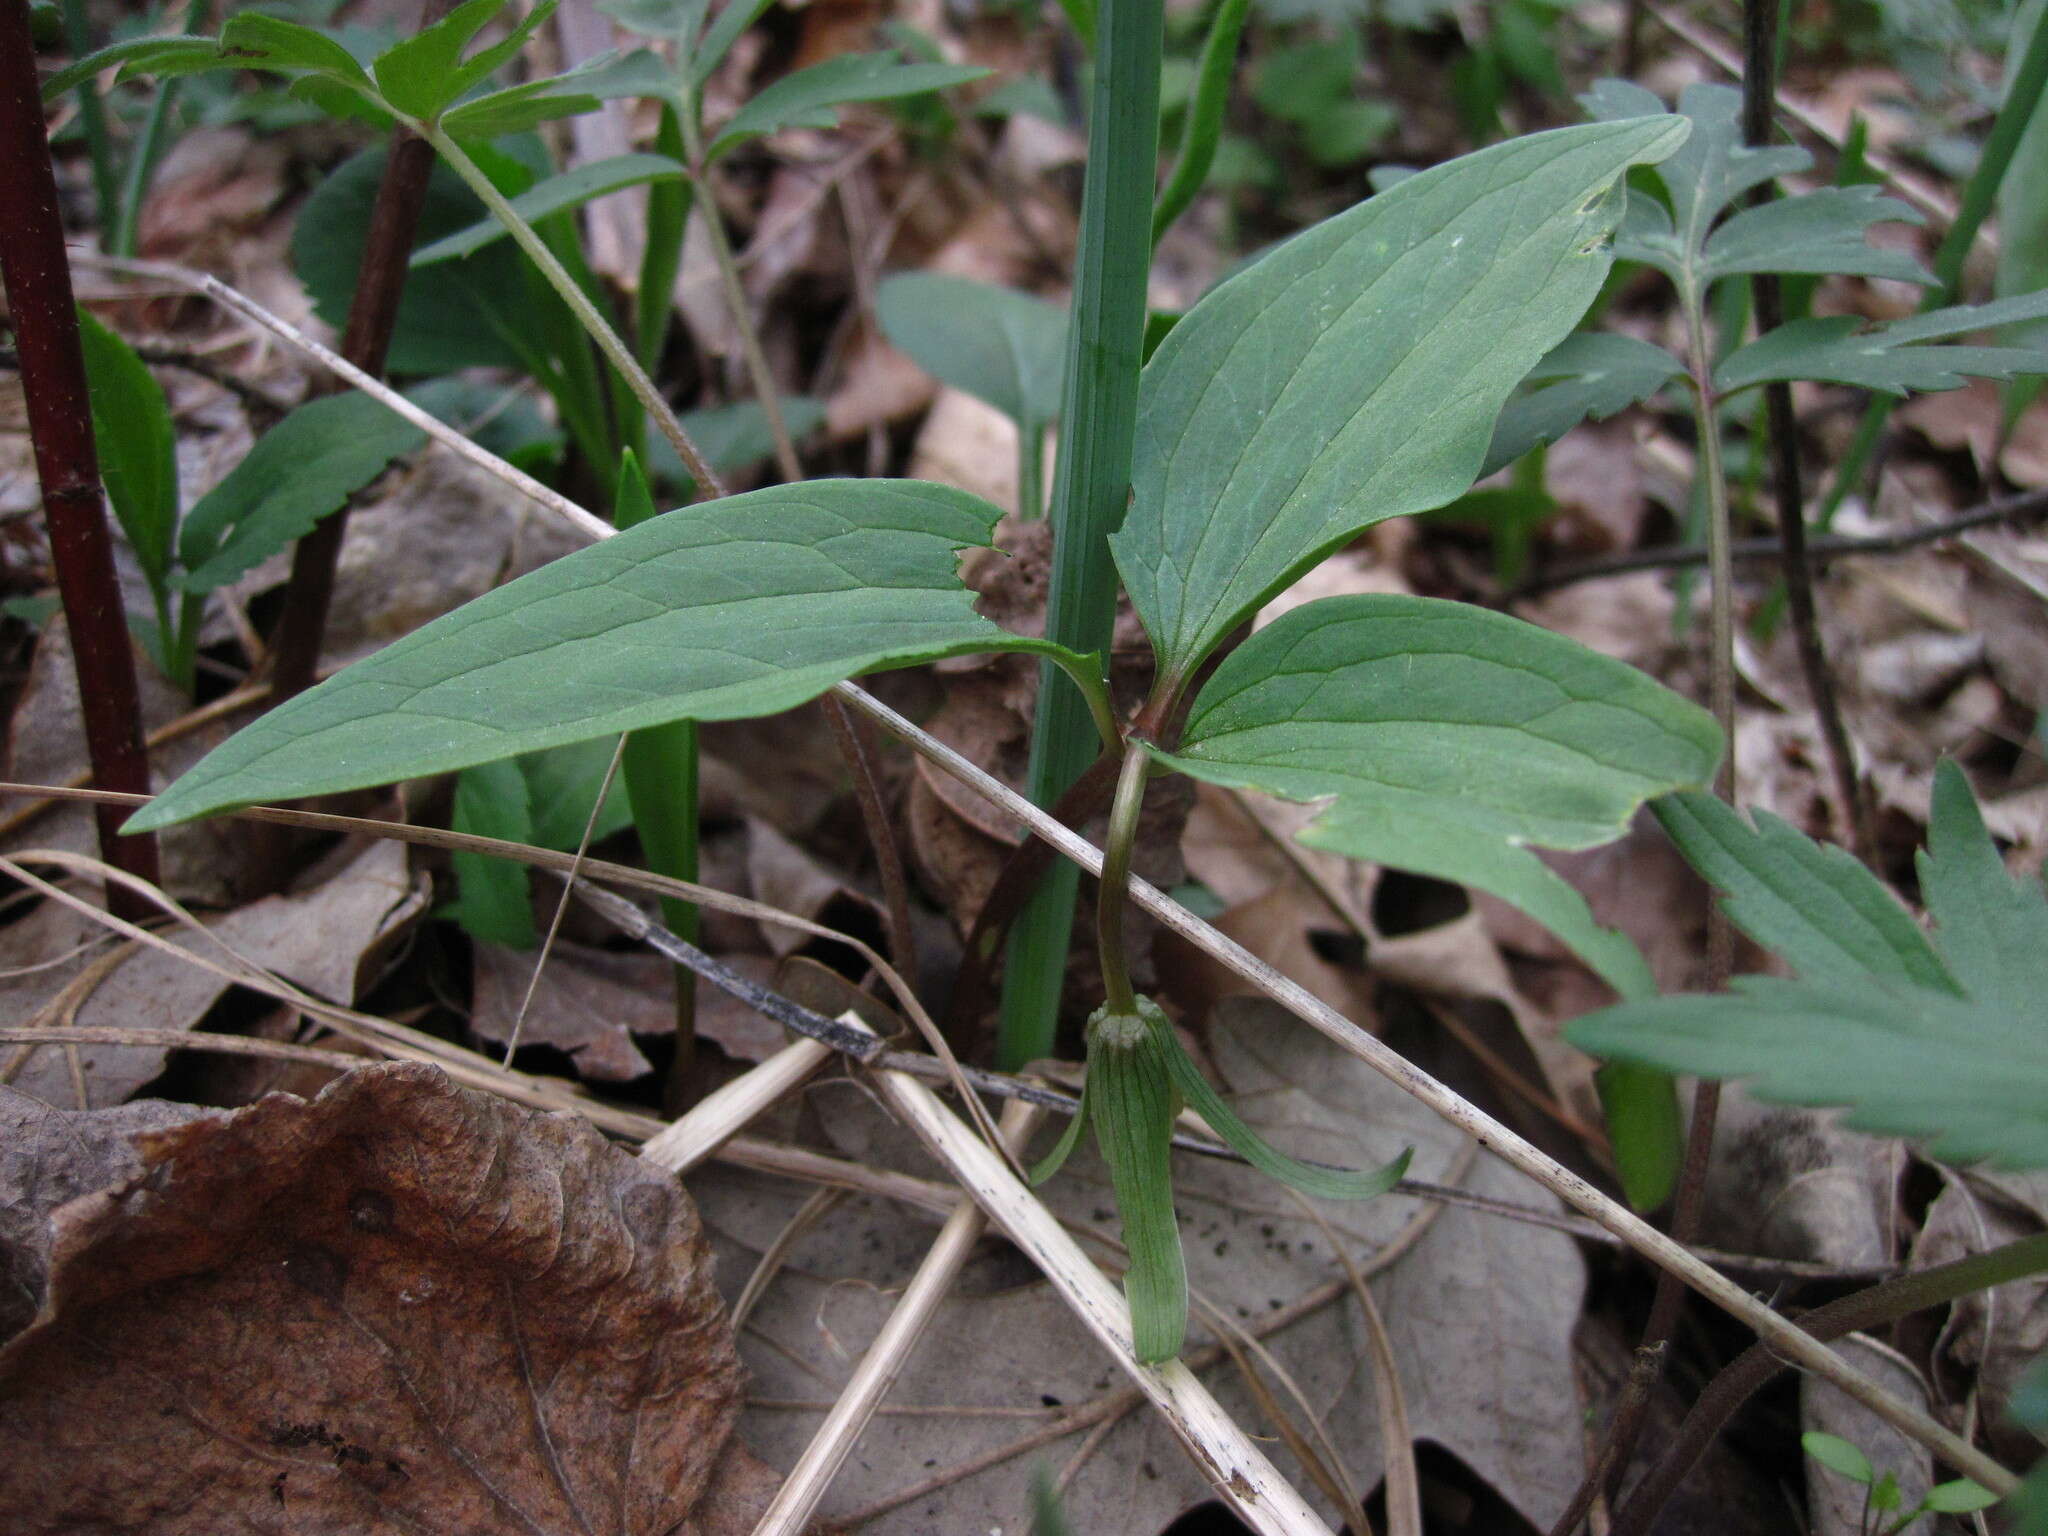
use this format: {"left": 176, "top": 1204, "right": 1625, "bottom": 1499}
{"left": 0, "top": 1062, "right": 747, "bottom": 1535}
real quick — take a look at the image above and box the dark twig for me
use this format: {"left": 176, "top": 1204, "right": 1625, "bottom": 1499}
{"left": 1742, "top": 0, "right": 1873, "bottom": 864}
{"left": 1548, "top": 1342, "right": 1666, "bottom": 1536}
{"left": 0, "top": 5, "right": 161, "bottom": 920}
{"left": 263, "top": 125, "right": 439, "bottom": 712}
{"left": 1503, "top": 487, "right": 2048, "bottom": 601}
{"left": 1611, "top": 1232, "right": 2048, "bottom": 1536}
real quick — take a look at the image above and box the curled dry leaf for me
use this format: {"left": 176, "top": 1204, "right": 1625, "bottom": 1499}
{"left": 0, "top": 1062, "right": 751, "bottom": 1534}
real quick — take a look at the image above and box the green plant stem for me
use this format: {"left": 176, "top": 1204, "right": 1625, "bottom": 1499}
{"left": 1094, "top": 742, "right": 1148, "bottom": 1017}
{"left": 1565, "top": 274, "right": 1742, "bottom": 1532}
{"left": 1151, "top": 0, "right": 1248, "bottom": 248}
{"left": 58, "top": 0, "right": 120, "bottom": 241}
{"left": 997, "top": 0, "right": 1161, "bottom": 1070}
{"left": 1816, "top": 10, "right": 2048, "bottom": 528}
{"left": 1018, "top": 416, "right": 1045, "bottom": 520}
{"left": 424, "top": 123, "right": 728, "bottom": 499}
{"left": 112, "top": 37, "right": 185, "bottom": 260}
{"left": 1611, "top": 1232, "right": 2048, "bottom": 1536}
{"left": 676, "top": 101, "right": 801, "bottom": 483}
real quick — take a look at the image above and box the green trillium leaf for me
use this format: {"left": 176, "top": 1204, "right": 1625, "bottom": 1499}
{"left": 127, "top": 481, "right": 1079, "bottom": 832}
{"left": 1152, "top": 594, "right": 1722, "bottom": 997}
{"left": 1113, "top": 114, "right": 1690, "bottom": 690}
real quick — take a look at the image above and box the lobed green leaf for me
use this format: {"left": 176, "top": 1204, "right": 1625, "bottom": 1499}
{"left": 1483, "top": 331, "right": 1683, "bottom": 476}
{"left": 1571, "top": 763, "right": 2048, "bottom": 1170}
{"left": 373, "top": 0, "right": 554, "bottom": 120}
{"left": 1651, "top": 791, "right": 1955, "bottom": 993}
{"left": 1699, "top": 185, "right": 1927, "bottom": 285}
{"left": 438, "top": 48, "right": 673, "bottom": 139}
{"left": 38, "top": 37, "right": 221, "bottom": 100}
{"left": 1153, "top": 594, "right": 1722, "bottom": 996}
{"left": 1716, "top": 289, "right": 2048, "bottom": 395}
{"left": 1112, "top": 116, "right": 1689, "bottom": 689}
{"left": 126, "top": 481, "right": 1075, "bottom": 831}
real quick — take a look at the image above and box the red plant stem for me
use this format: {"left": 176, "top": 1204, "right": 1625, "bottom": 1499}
{"left": 0, "top": 0, "right": 162, "bottom": 918}
{"left": 264, "top": 128, "right": 438, "bottom": 707}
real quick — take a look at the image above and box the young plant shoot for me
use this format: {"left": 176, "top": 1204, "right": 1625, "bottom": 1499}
{"left": 127, "top": 106, "right": 1729, "bottom": 1358}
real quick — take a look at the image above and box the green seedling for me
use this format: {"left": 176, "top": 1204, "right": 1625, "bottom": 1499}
{"left": 1801, "top": 1431, "right": 1998, "bottom": 1535}
{"left": 128, "top": 113, "right": 1731, "bottom": 1358}
{"left": 74, "top": 310, "right": 421, "bottom": 692}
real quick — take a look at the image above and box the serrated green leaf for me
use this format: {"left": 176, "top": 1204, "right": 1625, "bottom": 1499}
{"left": 126, "top": 481, "right": 1073, "bottom": 832}
{"left": 1920, "top": 759, "right": 2048, "bottom": 1019}
{"left": 219, "top": 12, "right": 376, "bottom": 89}
{"left": 1700, "top": 186, "right": 1928, "bottom": 285}
{"left": 1715, "top": 308, "right": 2048, "bottom": 396}
{"left": 1584, "top": 80, "right": 1808, "bottom": 285}
{"left": 443, "top": 757, "right": 538, "bottom": 948}
{"left": 707, "top": 54, "right": 990, "bottom": 160}
{"left": 289, "top": 74, "right": 395, "bottom": 130}
{"left": 438, "top": 47, "right": 673, "bottom": 139}
{"left": 412, "top": 153, "right": 686, "bottom": 265}
{"left": 1651, "top": 791, "right": 1954, "bottom": 993}
{"left": 39, "top": 37, "right": 220, "bottom": 100}
{"left": 1112, "top": 116, "right": 1688, "bottom": 689}
{"left": 174, "top": 393, "right": 424, "bottom": 592}
{"left": 1570, "top": 764, "right": 2048, "bottom": 1170}
{"left": 76, "top": 308, "right": 178, "bottom": 594}
{"left": 1152, "top": 594, "right": 1721, "bottom": 995}
{"left": 875, "top": 273, "right": 1068, "bottom": 430}
{"left": 1483, "top": 331, "right": 1683, "bottom": 476}
{"left": 691, "top": 0, "right": 776, "bottom": 85}
{"left": 1803, "top": 1432, "right": 1875, "bottom": 1484}
{"left": 373, "top": 0, "right": 549, "bottom": 120}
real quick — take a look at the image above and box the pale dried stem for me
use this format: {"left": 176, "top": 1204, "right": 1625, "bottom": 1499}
{"left": 750, "top": 1097, "right": 1043, "bottom": 1536}
{"left": 642, "top": 1036, "right": 837, "bottom": 1174}
{"left": 733, "top": 1187, "right": 844, "bottom": 1333}
{"left": 873, "top": 1065, "right": 1336, "bottom": 1536}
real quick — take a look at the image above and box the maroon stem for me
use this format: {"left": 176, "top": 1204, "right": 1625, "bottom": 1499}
{"left": 264, "top": 128, "right": 438, "bottom": 707}
{"left": 0, "top": 0, "right": 162, "bottom": 919}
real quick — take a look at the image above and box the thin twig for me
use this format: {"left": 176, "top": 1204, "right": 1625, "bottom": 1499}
{"left": 750, "top": 1097, "right": 1042, "bottom": 1536}
{"left": 1743, "top": 0, "right": 1871, "bottom": 863}
{"left": 872, "top": 1062, "right": 1335, "bottom": 1536}
{"left": 1502, "top": 487, "right": 2048, "bottom": 600}
{"left": 822, "top": 694, "right": 917, "bottom": 980}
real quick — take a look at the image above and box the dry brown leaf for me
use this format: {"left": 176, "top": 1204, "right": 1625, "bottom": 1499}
{"left": 1916, "top": 1168, "right": 2048, "bottom": 1460}
{"left": 0, "top": 838, "right": 424, "bottom": 1109}
{"left": 4, "top": 613, "right": 245, "bottom": 904}
{"left": 0, "top": 1062, "right": 749, "bottom": 1533}
{"left": 470, "top": 937, "right": 676, "bottom": 1081}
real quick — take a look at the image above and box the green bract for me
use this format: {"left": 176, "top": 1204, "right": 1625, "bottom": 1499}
{"left": 125, "top": 481, "right": 1082, "bottom": 831}
{"left": 1113, "top": 114, "right": 1690, "bottom": 692}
